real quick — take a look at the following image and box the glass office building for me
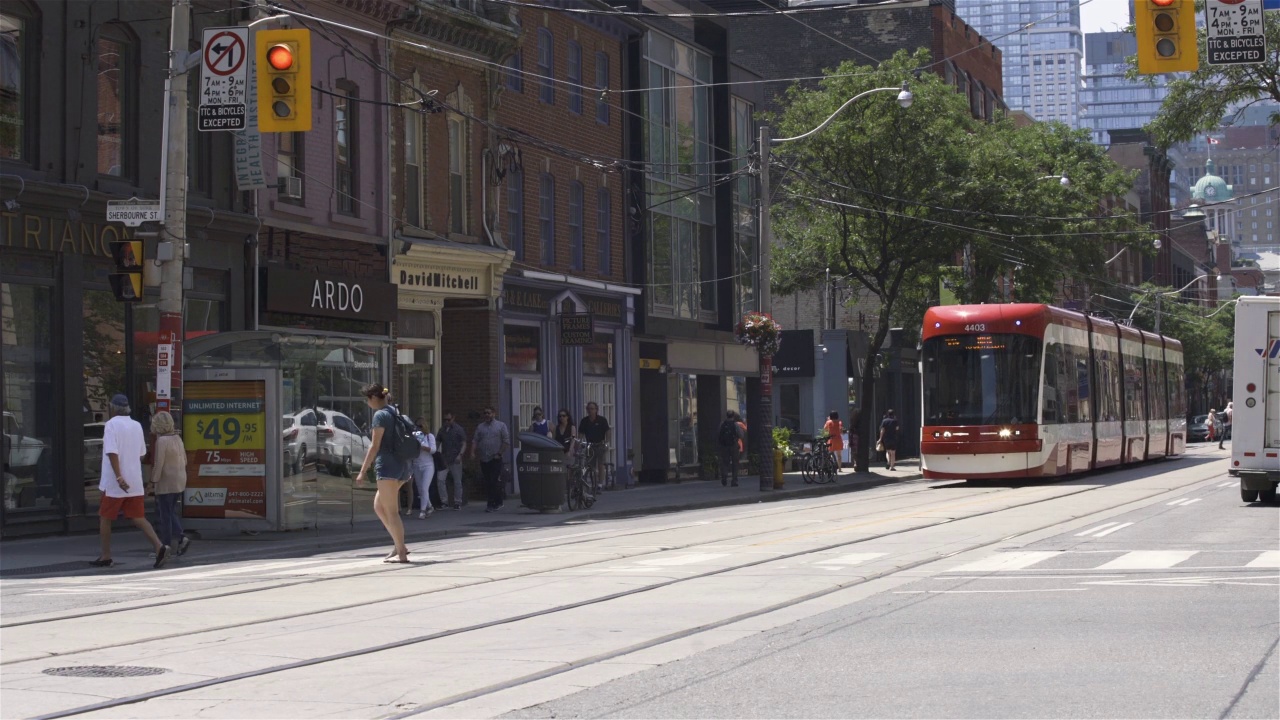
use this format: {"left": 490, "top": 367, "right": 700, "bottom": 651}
{"left": 955, "top": 0, "right": 1084, "bottom": 128}
{"left": 1081, "top": 31, "right": 1172, "bottom": 147}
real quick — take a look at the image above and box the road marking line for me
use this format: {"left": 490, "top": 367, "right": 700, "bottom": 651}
{"left": 1076, "top": 522, "right": 1120, "bottom": 536}
{"left": 522, "top": 530, "right": 612, "bottom": 542}
{"left": 1097, "top": 551, "right": 1197, "bottom": 570}
{"left": 1091, "top": 522, "right": 1133, "bottom": 537}
{"left": 155, "top": 559, "right": 329, "bottom": 580}
{"left": 949, "top": 551, "right": 1063, "bottom": 572}
{"left": 1218, "top": 482, "right": 1235, "bottom": 488}
{"left": 1246, "top": 551, "right": 1280, "bottom": 568}
{"left": 895, "top": 589, "right": 1086, "bottom": 594}
{"left": 812, "top": 552, "right": 886, "bottom": 567}
{"left": 637, "top": 553, "right": 729, "bottom": 567}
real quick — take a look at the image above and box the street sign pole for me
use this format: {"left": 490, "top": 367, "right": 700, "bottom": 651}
{"left": 159, "top": 0, "right": 191, "bottom": 424}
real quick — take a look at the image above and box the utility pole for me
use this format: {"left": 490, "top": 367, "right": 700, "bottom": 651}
{"left": 1155, "top": 293, "right": 1161, "bottom": 334}
{"left": 157, "top": 0, "right": 190, "bottom": 423}
{"left": 755, "top": 125, "right": 775, "bottom": 491}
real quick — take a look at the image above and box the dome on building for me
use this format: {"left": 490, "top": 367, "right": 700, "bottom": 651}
{"left": 1191, "top": 158, "right": 1233, "bottom": 203}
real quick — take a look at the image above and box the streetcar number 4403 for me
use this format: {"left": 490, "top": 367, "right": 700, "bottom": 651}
{"left": 964, "top": 324, "right": 987, "bottom": 332}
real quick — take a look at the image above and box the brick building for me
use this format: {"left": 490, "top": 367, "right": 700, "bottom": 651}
{"left": 0, "top": 1, "right": 261, "bottom": 535}
{"left": 386, "top": 2, "right": 639, "bottom": 488}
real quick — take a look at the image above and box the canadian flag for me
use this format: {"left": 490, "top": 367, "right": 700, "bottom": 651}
{"left": 1207, "top": 137, "right": 1220, "bottom": 145}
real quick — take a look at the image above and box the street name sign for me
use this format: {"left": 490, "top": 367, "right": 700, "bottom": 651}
{"left": 199, "top": 26, "right": 249, "bottom": 130}
{"left": 106, "top": 197, "right": 162, "bottom": 226}
{"left": 1206, "top": 0, "right": 1267, "bottom": 66}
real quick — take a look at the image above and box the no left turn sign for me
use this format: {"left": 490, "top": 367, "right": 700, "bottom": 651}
{"left": 199, "top": 26, "right": 249, "bottom": 130}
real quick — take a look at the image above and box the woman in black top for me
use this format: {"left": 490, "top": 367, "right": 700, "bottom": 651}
{"left": 553, "top": 410, "right": 576, "bottom": 453}
{"left": 878, "top": 409, "right": 901, "bottom": 471}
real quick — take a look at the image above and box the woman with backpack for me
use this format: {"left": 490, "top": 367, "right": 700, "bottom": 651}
{"left": 356, "top": 384, "right": 413, "bottom": 563}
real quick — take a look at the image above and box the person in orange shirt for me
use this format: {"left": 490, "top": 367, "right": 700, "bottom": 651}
{"left": 823, "top": 411, "right": 844, "bottom": 474}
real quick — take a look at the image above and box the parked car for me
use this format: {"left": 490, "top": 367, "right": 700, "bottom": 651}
{"left": 315, "top": 410, "right": 371, "bottom": 477}
{"left": 282, "top": 409, "right": 320, "bottom": 474}
{"left": 3, "top": 411, "right": 45, "bottom": 474}
{"left": 1187, "top": 414, "right": 1224, "bottom": 443}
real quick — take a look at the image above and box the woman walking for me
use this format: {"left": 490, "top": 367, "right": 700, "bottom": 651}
{"left": 553, "top": 410, "right": 576, "bottom": 453}
{"left": 412, "top": 420, "right": 437, "bottom": 519}
{"left": 355, "top": 384, "right": 410, "bottom": 563}
{"left": 823, "top": 411, "right": 845, "bottom": 473}
{"left": 148, "top": 411, "right": 191, "bottom": 556}
{"left": 878, "top": 409, "right": 901, "bottom": 471}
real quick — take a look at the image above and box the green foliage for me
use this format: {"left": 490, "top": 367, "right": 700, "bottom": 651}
{"left": 1125, "top": 285, "right": 1235, "bottom": 385}
{"left": 1132, "top": 9, "right": 1280, "bottom": 148}
{"left": 772, "top": 426, "right": 794, "bottom": 459}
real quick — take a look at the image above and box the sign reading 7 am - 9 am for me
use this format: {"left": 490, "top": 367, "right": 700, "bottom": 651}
{"left": 1206, "top": 0, "right": 1267, "bottom": 66}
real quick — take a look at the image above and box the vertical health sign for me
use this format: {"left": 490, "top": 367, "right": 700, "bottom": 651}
{"left": 183, "top": 380, "right": 267, "bottom": 519}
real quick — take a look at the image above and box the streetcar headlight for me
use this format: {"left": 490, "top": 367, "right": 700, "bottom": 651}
{"left": 943, "top": 431, "right": 952, "bottom": 438}
{"left": 998, "top": 428, "right": 1012, "bottom": 439}
{"left": 933, "top": 431, "right": 941, "bottom": 438}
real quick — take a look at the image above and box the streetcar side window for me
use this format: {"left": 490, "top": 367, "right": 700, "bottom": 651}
{"left": 1042, "top": 341, "right": 1061, "bottom": 425}
{"left": 1094, "top": 342, "right": 1122, "bottom": 423}
{"left": 1123, "top": 349, "right": 1146, "bottom": 423}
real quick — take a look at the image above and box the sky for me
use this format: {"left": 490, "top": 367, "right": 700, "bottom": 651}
{"left": 1079, "top": 0, "right": 1132, "bottom": 35}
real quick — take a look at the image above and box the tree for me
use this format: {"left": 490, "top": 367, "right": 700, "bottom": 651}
{"left": 1126, "top": 285, "right": 1235, "bottom": 413}
{"left": 1138, "top": 8, "right": 1280, "bottom": 148}
{"left": 769, "top": 50, "right": 1147, "bottom": 473}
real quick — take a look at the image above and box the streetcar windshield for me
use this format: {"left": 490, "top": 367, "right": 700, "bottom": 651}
{"left": 922, "top": 334, "right": 1041, "bottom": 425}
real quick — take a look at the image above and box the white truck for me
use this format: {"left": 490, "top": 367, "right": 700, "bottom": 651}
{"left": 1231, "top": 296, "right": 1280, "bottom": 503}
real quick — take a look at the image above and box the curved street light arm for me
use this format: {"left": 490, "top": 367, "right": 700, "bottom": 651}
{"left": 1126, "top": 273, "right": 1219, "bottom": 324}
{"left": 771, "top": 86, "right": 903, "bottom": 145}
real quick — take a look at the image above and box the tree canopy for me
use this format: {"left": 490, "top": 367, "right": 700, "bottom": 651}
{"left": 1138, "top": 7, "right": 1280, "bottom": 148}
{"left": 768, "top": 50, "right": 1149, "bottom": 470}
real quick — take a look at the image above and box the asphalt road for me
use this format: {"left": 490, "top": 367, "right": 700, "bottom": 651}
{"left": 2, "top": 445, "right": 1274, "bottom": 720}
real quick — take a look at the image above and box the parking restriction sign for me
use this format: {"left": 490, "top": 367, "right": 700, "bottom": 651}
{"left": 199, "top": 26, "right": 249, "bottom": 130}
{"left": 1206, "top": 0, "right": 1267, "bottom": 66}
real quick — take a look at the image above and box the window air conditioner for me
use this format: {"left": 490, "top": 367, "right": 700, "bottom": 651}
{"left": 278, "top": 176, "right": 303, "bottom": 199}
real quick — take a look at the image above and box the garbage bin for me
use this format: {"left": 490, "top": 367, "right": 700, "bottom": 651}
{"left": 516, "top": 432, "right": 567, "bottom": 512}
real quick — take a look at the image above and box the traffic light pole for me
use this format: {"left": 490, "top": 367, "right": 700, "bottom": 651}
{"left": 158, "top": 0, "right": 190, "bottom": 422}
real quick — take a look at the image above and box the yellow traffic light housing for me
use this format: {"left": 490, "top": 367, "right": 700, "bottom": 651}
{"left": 1134, "top": 0, "right": 1199, "bottom": 74}
{"left": 256, "top": 29, "right": 312, "bottom": 132}
{"left": 109, "top": 240, "right": 144, "bottom": 302}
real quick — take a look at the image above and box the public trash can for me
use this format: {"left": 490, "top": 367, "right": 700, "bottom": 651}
{"left": 516, "top": 432, "right": 567, "bottom": 512}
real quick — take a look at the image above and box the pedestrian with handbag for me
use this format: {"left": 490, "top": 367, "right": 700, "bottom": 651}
{"left": 877, "top": 409, "right": 900, "bottom": 471}
{"left": 148, "top": 411, "right": 190, "bottom": 557}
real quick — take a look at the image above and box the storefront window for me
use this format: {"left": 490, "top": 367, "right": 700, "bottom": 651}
{"left": 503, "top": 324, "right": 540, "bottom": 374}
{"left": 82, "top": 285, "right": 125, "bottom": 514}
{"left": 2, "top": 282, "right": 60, "bottom": 514}
{"left": 398, "top": 346, "right": 435, "bottom": 429}
{"left": 670, "top": 373, "right": 697, "bottom": 467}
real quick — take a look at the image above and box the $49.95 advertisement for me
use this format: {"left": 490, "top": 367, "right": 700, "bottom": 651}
{"left": 183, "top": 380, "right": 267, "bottom": 519}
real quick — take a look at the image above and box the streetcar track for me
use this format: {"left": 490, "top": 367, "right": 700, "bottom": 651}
{"left": 0, "top": 479, "right": 951, "bottom": 633}
{"left": 21, "top": 465, "right": 1223, "bottom": 720}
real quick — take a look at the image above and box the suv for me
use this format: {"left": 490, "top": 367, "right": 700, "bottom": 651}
{"left": 316, "top": 410, "right": 371, "bottom": 477}
{"left": 3, "top": 411, "right": 45, "bottom": 474}
{"left": 282, "top": 409, "right": 320, "bottom": 474}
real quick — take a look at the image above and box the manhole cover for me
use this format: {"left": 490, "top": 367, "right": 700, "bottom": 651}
{"left": 43, "top": 666, "right": 169, "bottom": 678}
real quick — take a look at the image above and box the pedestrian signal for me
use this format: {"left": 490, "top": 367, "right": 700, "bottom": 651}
{"left": 256, "top": 29, "right": 312, "bottom": 132}
{"left": 1134, "top": 0, "right": 1198, "bottom": 74}
{"left": 109, "top": 240, "right": 143, "bottom": 302}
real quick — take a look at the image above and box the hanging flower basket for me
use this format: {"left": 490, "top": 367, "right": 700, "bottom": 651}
{"left": 734, "top": 312, "right": 783, "bottom": 357}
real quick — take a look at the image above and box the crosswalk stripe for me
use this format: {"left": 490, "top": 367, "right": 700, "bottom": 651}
{"left": 1091, "top": 522, "right": 1133, "bottom": 537}
{"left": 1097, "top": 551, "right": 1196, "bottom": 570}
{"left": 813, "top": 552, "right": 885, "bottom": 567}
{"left": 1246, "top": 551, "right": 1280, "bottom": 568}
{"left": 949, "top": 551, "right": 1063, "bottom": 572}
{"left": 1076, "top": 522, "right": 1119, "bottom": 536}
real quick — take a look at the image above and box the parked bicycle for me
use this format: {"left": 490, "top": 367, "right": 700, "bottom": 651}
{"left": 799, "top": 435, "right": 838, "bottom": 484}
{"left": 566, "top": 440, "right": 608, "bottom": 510}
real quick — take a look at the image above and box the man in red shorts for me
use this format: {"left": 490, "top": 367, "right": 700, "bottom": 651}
{"left": 92, "top": 394, "right": 170, "bottom": 569}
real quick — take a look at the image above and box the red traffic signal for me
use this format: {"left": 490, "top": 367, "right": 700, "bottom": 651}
{"left": 266, "top": 44, "right": 294, "bottom": 71}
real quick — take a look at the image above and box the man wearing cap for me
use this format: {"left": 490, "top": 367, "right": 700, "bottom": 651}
{"left": 92, "top": 394, "right": 170, "bottom": 569}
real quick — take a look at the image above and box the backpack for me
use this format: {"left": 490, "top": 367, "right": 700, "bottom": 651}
{"left": 385, "top": 407, "right": 421, "bottom": 462}
{"left": 718, "top": 419, "right": 740, "bottom": 447}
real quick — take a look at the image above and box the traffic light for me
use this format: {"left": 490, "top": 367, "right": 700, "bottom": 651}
{"left": 1134, "top": 0, "right": 1199, "bottom": 74}
{"left": 256, "top": 29, "right": 312, "bottom": 132}
{"left": 109, "top": 240, "right": 143, "bottom": 302}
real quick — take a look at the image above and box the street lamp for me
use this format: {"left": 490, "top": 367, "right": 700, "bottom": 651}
{"left": 755, "top": 81, "right": 912, "bottom": 488}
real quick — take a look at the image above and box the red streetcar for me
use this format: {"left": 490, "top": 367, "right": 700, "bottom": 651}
{"left": 920, "top": 304, "right": 1186, "bottom": 481}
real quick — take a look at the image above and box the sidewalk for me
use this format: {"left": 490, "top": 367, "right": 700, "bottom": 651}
{"left": 0, "top": 459, "right": 921, "bottom": 576}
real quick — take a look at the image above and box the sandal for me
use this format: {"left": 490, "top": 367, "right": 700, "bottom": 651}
{"left": 89, "top": 558, "right": 116, "bottom": 568}
{"left": 383, "top": 549, "right": 412, "bottom": 560}
{"left": 382, "top": 556, "right": 412, "bottom": 564}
